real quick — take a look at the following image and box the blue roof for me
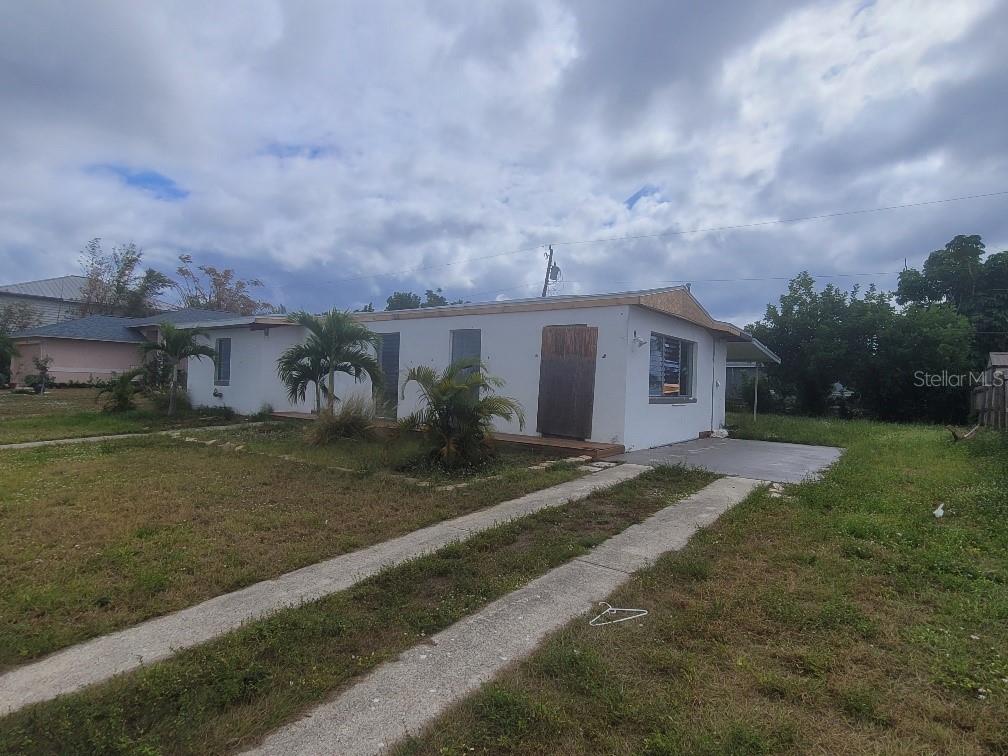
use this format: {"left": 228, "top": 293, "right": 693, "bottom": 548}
{"left": 12, "top": 308, "right": 246, "bottom": 342}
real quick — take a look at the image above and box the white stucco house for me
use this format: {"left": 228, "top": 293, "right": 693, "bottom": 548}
{"left": 181, "top": 286, "right": 778, "bottom": 452}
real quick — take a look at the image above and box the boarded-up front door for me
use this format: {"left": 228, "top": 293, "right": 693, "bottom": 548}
{"left": 536, "top": 325, "right": 598, "bottom": 439}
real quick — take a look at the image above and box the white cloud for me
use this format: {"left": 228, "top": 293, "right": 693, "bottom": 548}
{"left": 0, "top": 0, "right": 1005, "bottom": 323}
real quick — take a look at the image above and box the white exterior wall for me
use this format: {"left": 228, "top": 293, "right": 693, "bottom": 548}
{"left": 187, "top": 306, "right": 633, "bottom": 444}
{"left": 622, "top": 307, "right": 728, "bottom": 451}
{"left": 187, "top": 324, "right": 314, "bottom": 414}
{"left": 186, "top": 304, "right": 730, "bottom": 451}
{"left": 361, "top": 305, "right": 632, "bottom": 443}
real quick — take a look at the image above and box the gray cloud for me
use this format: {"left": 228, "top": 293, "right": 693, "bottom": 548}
{"left": 1, "top": 0, "right": 1005, "bottom": 325}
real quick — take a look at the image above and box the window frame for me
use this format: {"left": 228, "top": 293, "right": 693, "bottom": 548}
{"left": 648, "top": 332, "right": 697, "bottom": 404}
{"left": 214, "top": 337, "right": 231, "bottom": 387}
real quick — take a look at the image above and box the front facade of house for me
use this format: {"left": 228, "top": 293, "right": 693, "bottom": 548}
{"left": 185, "top": 287, "right": 778, "bottom": 451}
{"left": 9, "top": 309, "right": 242, "bottom": 385}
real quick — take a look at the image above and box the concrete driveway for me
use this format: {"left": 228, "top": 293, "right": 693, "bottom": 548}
{"left": 612, "top": 437, "right": 842, "bottom": 483}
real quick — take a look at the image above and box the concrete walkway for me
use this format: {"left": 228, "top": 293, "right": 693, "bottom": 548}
{"left": 0, "top": 422, "right": 266, "bottom": 451}
{"left": 614, "top": 437, "right": 842, "bottom": 483}
{"left": 0, "top": 463, "right": 647, "bottom": 715}
{"left": 245, "top": 476, "right": 763, "bottom": 756}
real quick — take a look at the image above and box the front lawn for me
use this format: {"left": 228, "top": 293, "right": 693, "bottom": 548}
{"left": 0, "top": 388, "right": 245, "bottom": 445}
{"left": 398, "top": 417, "right": 1008, "bottom": 754}
{"left": 0, "top": 433, "right": 580, "bottom": 668}
{"left": 0, "top": 466, "right": 716, "bottom": 754}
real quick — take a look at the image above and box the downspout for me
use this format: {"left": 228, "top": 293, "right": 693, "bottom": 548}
{"left": 710, "top": 338, "right": 716, "bottom": 432}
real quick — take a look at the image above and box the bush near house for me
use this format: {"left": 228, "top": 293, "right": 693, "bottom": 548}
{"left": 399, "top": 358, "right": 525, "bottom": 470}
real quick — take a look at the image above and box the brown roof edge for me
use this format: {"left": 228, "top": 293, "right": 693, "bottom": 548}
{"left": 255, "top": 286, "right": 749, "bottom": 337}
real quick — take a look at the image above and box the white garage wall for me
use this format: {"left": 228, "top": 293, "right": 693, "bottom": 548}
{"left": 623, "top": 307, "right": 728, "bottom": 451}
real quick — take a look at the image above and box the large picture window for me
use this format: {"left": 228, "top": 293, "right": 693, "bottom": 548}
{"left": 649, "top": 333, "right": 694, "bottom": 402}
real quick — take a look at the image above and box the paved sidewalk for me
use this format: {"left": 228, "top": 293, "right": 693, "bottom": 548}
{"left": 0, "top": 463, "right": 647, "bottom": 715}
{"left": 245, "top": 476, "right": 763, "bottom": 756}
{"left": 0, "top": 422, "right": 266, "bottom": 451}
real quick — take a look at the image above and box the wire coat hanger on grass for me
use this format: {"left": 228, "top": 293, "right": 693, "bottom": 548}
{"left": 589, "top": 601, "right": 648, "bottom": 626}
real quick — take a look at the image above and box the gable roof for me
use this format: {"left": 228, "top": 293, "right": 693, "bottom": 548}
{"left": 11, "top": 308, "right": 247, "bottom": 343}
{"left": 0, "top": 275, "right": 89, "bottom": 301}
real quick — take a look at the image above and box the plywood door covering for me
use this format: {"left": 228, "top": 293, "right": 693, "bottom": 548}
{"left": 536, "top": 325, "right": 598, "bottom": 439}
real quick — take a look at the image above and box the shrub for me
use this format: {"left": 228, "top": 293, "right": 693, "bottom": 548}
{"left": 399, "top": 359, "right": 525, "bottom": 469}
{"left": 306, "top": 394, "right": 377, "bottom": 445}
{"left": 96, "top": 369, "right": 144, "bottom": 413}
{"left": 253, "top": 402, "right": 275, "bottom": 420}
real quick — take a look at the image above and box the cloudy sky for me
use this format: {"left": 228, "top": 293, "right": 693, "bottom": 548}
{"left": 2, "top": 0, "right": 1006, "bottom": 325}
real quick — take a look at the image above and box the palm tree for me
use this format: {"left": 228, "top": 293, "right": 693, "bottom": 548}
{"left": 400, "top": 358, "right": 525, "bottom": 468}
{"left": 276, "top": 349, "right": 327, "bottom": 412}
{"left": 139, "top": 323, "right": 216, "bottom": 415}
{"left": 277, "top": 310, "right": 383, "bottom": 413}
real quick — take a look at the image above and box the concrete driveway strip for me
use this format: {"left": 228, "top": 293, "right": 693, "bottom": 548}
{"left": 0, "top": 422, "right": 267, "bottom": 451}
{"left": 614, "top": 438, "right": 842, "bottom": 483}
{"left": 245, "top": 475, "right": 763, "bottom": 756}
{"left": 0, "top": 463, "right": 647, "bottom": 716}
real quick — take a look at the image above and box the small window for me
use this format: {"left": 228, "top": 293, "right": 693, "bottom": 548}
{"left": 214, "top": 337, "right": 231, "bottom": 386}
{"left": 649, "top": 333, "right": 694, "bottom": 402}
{"left": 375, "top": 332, "right": 400, "bottom": 418}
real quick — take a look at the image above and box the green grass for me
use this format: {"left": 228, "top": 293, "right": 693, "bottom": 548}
{"left": 396, "top": 417, "right": 1008, "bottom": 755}
{"left": 0, "top": 433, "right": 581, "bottom": 668}
{"left": 0, "top": 388, "right": 246, "bottom": 444}
{"left": 0, "top": 466, "right": 717, "bottom": 755}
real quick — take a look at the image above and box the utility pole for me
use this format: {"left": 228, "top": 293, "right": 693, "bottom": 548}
{"left": 541, "top": 244, "right": 558, "bottom": 297}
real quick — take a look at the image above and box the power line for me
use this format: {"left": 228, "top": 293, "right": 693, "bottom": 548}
{"left": 550, "top": 190, "right": 1008, "bottom": 248}
{"left": 327, "top": 189, "right": 1008, "bottom": 286}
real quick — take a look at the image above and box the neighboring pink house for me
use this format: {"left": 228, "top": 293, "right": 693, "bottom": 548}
{"left": 9, "top": 309, "right": 241, "bottom": 385}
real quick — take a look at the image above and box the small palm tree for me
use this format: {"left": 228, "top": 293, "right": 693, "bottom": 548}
{"left": 277, "top": 310, "right": 383, "bottom": 413}
{"left": 276, "top": 349, "right": 327, "bottom": 412}
{"left": 400, "top": 358, "right": 525, "bottom": 468}
{"left": 96, "top": 368, "right": 144, "bottom": 412}
{"left": 139, "top": 323, "right": 216, "bottom": 415}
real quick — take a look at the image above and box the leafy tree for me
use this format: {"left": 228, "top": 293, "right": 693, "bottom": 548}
{"left": 0, "top": 303, "right": 39, "bottom": 379}
{"left": 79, "top": 239, "right": 172, "bottom": 316}
{"left": 385, "top": 288, "right": 465, "bottom": 311}
{"left": 385, "top": 291, "right": 422, "bottom": 311}
{"left": 355, "top": 302, "right": 375, "bottom": 313}
{"left": 138, "top": 323, "right": 216, "bottom": 415}
{"left": 399, "top": 358, "right": 525, "bottom": 468}
{"left": 1, "top": 302, "right": 42, "bottom": 332}
{"left": 277, "top": 310, "right": 383, "bottom": 414}
{"left": 749, "top": 272, "right": 975, "bottom": 422}
{"left": 747, "top": 272, "right": 851, "bottom": 414}
{"left": 898, "top": 234, "right": 1008, "bottom": 356}
{"left": 175, "top": 254, "right": 276, "bottom": 315}
{"left": 0, "top": 332, "right": 18, "bottom": 380}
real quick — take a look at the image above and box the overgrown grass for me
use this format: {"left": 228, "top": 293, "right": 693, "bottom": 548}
{"left": 0, "top": 388, "right": 245, "bottom": 444}
{"left": 0, "top": 434, "right": 581, "bottom": 668}
{"left": 398, "top": 418, "right": 1008, "bottom": 754}
{"left": 0, "top": 466, "right": 717, "bottom": 754}
{"left": 193, "top": 421, "right": 549, "bottom": 481}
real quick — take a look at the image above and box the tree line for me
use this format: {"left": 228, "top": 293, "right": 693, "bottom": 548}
{"left": 747, "top": 234, "right": 1007, "bottom": 423}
